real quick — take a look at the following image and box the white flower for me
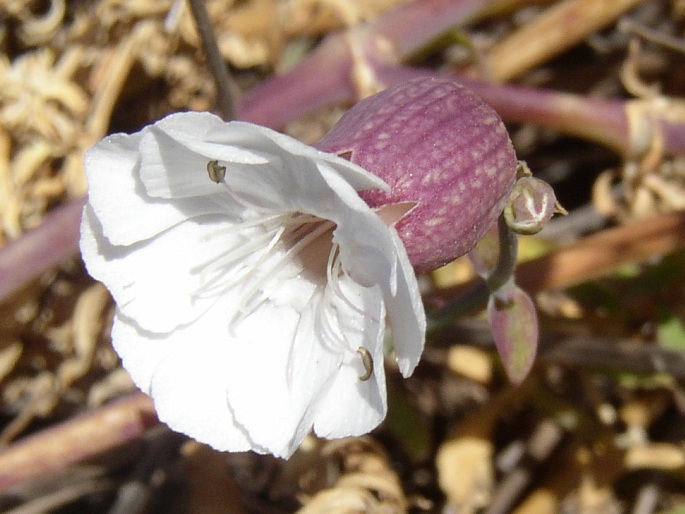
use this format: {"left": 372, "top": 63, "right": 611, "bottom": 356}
{"left": 80, "top": 112, "right": 425, "bottom": 458}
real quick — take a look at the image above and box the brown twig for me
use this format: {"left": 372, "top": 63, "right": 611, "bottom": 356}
{"left": 485, "top": 419, "right": 565, "bottom": 514}
{"left": 516, "top": 209, "right": 685, "bottom": 292}
{"left": 0, "top": 393, "right": 157, "bottom": 493}
{"left": 469, "top": 0, "right": 647, "bottom": 82}
{"left": 186, "top": 0, "right": 238, "bottom": 120}
{"left": 542, "top": 336, "right": 685, "bottom": 380}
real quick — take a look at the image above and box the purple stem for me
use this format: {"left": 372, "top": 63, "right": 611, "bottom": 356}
{"left": 0, "top": 393, "right": 157, "bottom": 493}
{"left": 240, "top": 0, "right": 684, "bottom": 157}
{"left": 371, "top": 0, "right": 524, "bottom": 59}
{"left": 662, "top": 119, "right": 685, "bottom": 156}
{"left": 239, "top": 0, "right": 523, "bottom": 127}
{"left": 0, "top": 196, "right": 85, "bottom": 302}
{"left": 242, "top": 42, "right": 683, "bottom": 159}
{"left": 239, "top": 35, "right": 356, "bottom": 127}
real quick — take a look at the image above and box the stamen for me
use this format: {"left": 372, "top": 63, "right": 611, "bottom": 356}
{"left": 356, "top": 347, "right": 374, "bottom": 381}
{"left": 206, "top": 159, "right": 226, "bottom": 183}
{"left": 199, "top": 213, "right": 284, "bottom": 241}
{"left": 326, "top": 245, "right": 381, "bottom": 323}
{"left": 319, "top": 286, "right": 347, "bottom": 351}
{"left": 204, "top": 160, "right": 260, "bottom": 213}
{"left": 197, "top": 166, "right": 383, "bottom": 372}
{"left": 194, "top": 213, "right": 325, "bottom": 300}
{"left": 234, "top": 220, "right": 335, "bottom": 320}
{"left": 193, "top": 234, "right": 273, "bottom": 299}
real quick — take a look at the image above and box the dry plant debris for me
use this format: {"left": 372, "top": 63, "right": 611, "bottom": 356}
{"left": 1, "top": 0, "right": 685, "bottom": 513}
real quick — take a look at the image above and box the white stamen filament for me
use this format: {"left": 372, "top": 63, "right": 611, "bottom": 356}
{"left": 326, "top": 245, "right": 380, "bottom": 324}
{"left": 194, "top": 213, "right": 325, "bottom": 300}
{"left": 233, "top": 218, "right": 335, "bottom": 321}
{"left": 196, "top": 173, "right": 379, "bottom": 365}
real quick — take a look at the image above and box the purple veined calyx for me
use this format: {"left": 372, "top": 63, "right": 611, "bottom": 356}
{"left": 207, "top": 159, "right": 227, "bottom": 183}
{"left": 356, "top": 347, "right": 374, "bottom": 381}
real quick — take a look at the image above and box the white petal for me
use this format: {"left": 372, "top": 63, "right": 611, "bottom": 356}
{"left": 313, "top": 274, "right": 387, "bottom": 437}
{"left": 223, "top": 292, "right": 335, "bottom": 458}
{"left": 154, "top": 112, "right": 271, "bottom": 165}
{"left": 139, "top": 113, "right": 388, "bottom": 200}
{"left": 219, "top": 122, "right": 390, "bottom": 193}
{"left": 140, "top": 126, "right": 274, "bottom": 200}
{"left": 313, "top": 168, "right": 426, "bottom": 376}
{"left": 84, "top": 132, "right": 230, "bottom": 246}
{"left": 82, "top": 207, "right": 249, "bottom": 333}
{"left": 222, "top": 273, "right": 386, "bottom": 455}
{"left": 386, "top": 230, "right": 426, "bottom": 377}
{"left": 111, "top": 310, "right": 252, "bottom": 453}
{"left": 312, "top": 349, "right": 387, "bottom": 438}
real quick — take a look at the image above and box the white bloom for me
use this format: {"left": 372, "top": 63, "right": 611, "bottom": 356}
{"left": 80, "top": 112, "right": 425, "bottom": 458}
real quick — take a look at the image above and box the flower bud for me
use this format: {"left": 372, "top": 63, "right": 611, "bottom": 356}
{"left": 316, "top": 77, "right": 518, "bottom": 272}
{"left": 504, "top": 172, "right": 562, "bottom": 235}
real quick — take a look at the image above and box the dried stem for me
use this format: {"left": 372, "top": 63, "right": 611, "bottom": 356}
{"left": 515, "top": 209, "right": 685, "bottom": 292}
{"left": 620, "top": 17, "right": 685, "bottom": 54}
{"left": 470, "top": 0, "right": 647, "bottom": 82}
{"left": 544, "top": 335, "right": 685, "bottom": 379}
{"left": 187, "top": 0, "right": 238, "bottom": 120}
{"left": 429, "top": 209, "right": 685, "bottom": 310}
{"left": 0, "top": 393, "right": 157, "bottom": 493}
{"left": 0, "top": 197, "right": 84, "bottom": 302}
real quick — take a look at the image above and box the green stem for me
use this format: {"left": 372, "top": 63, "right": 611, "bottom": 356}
{"left": 486, "top": 216, "right": 518, "bottom": 292}
{"left": 428, "top": 215, "right": 518, "bottom": 332}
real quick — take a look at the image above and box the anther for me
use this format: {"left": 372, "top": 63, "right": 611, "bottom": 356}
{"left": 356, "top": 347, "right": 374, "bottom": 381}
{"left": 207, "top": 160, "right": 226, "bottom": 183}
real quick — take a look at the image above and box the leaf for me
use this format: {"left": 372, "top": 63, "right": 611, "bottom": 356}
{"left": 487, "top": 280, "right": 539, "bottom": 385}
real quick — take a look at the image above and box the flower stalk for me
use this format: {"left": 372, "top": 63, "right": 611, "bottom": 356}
{"left": 427, "top": 215, "right": 518, "bottom": 331}
{"left": 468, "top": 216, "right": 538, "bottom": 384}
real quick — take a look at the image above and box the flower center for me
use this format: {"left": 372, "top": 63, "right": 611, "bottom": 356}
{"left": 193, "top": 211, "right": 334, "bottom": 320}
{"left": 194, "top": 164, "right": 379, "bottom": 378}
